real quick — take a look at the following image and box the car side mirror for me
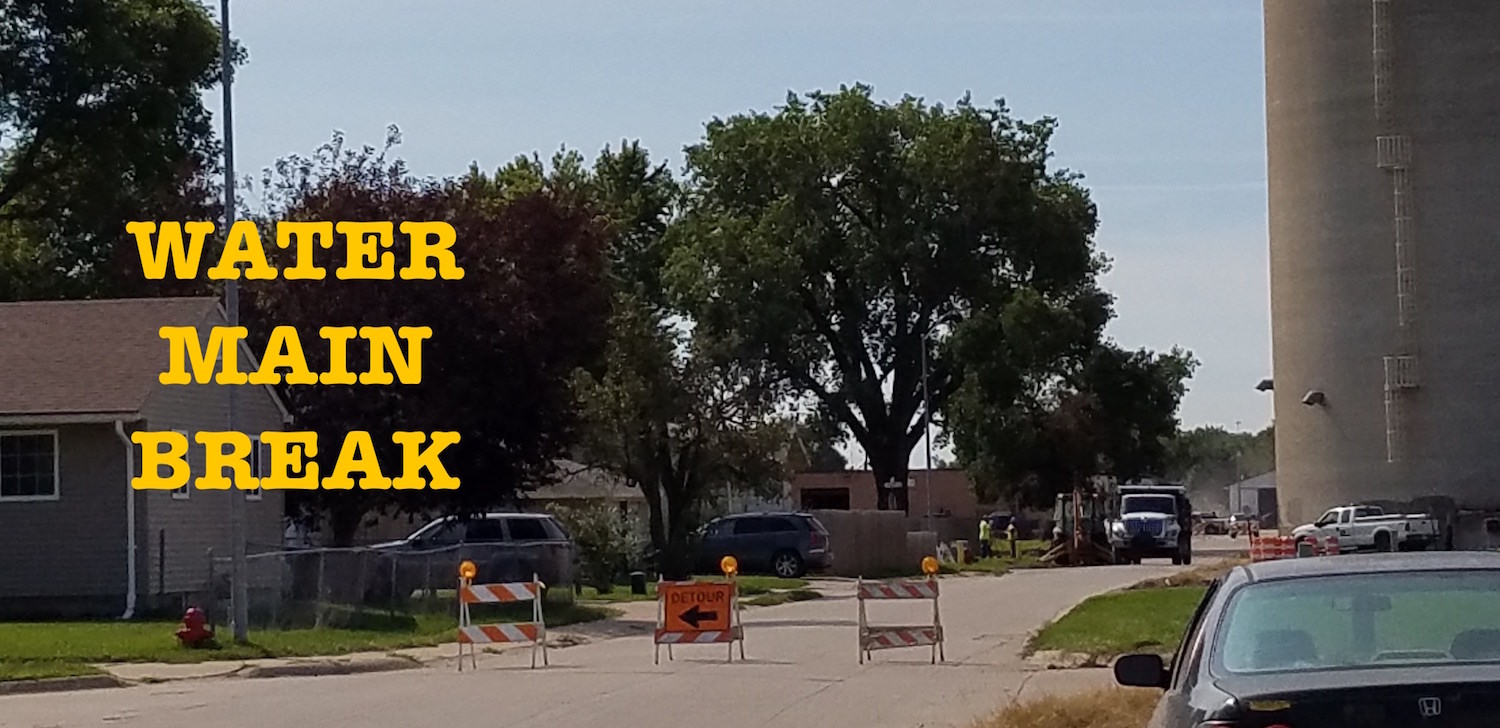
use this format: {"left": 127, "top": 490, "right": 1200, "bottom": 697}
{"left": 1113, "top": 653, "right": 1168, "bottom": 689}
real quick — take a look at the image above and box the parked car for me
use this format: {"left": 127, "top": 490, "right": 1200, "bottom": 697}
{"left": 693, "top": 512, "right": 832, "bottom": 578}
{"left": 1291, "top": 504, "right": 1441, "bottom": 552}
{"left": 1115, "top": 551, "right": 1500, "bottom": 726}
{"left": 367, "top": 512, "right": 578, "bottom": 601}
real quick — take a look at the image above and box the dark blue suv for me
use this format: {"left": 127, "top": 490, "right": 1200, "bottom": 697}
{"left": 694, "top": 512, "right": 832, "bottom": 578}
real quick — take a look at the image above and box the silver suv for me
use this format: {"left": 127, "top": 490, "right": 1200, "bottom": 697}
{"left": 371, "top": 513, "right": 578, "bottom": 597}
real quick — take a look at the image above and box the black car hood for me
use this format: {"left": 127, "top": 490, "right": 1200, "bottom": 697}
{"left": 1212, "top": 664, "right": 1500, "bottom": 726}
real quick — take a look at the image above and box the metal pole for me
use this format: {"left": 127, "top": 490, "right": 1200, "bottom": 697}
{"left": 920, "top": 331, "right": 933, "bottom": 531}
{"left": 220, "top": 0, "right": 249, "bottom": 644}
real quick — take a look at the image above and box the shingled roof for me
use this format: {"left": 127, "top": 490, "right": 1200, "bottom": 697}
{"left": 0, "top": 297, "right": 219, "bottom": 417}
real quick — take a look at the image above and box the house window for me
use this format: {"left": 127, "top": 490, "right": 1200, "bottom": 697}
{"left": 245, "top": 436, "right": 267, "bottom": 501}
{"left": 172, "top": 430, "right": 194, "bottom": 500}
{"left": 0, "top": 430, "right": 59, "bottom": 501}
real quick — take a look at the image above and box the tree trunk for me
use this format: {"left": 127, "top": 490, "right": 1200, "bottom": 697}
{"left": 868, "top": 450, "right": 911, "bottom": 515}
{"left": 328, "top": 501, "right": 365, "bottom": 547}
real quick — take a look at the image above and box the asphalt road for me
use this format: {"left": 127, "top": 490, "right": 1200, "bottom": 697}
{"left": 1, "top": 562, "right": 1190, "bottom": 728}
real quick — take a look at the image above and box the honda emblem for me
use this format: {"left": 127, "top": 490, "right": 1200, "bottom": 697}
{"left": 1419, "top": 697, "right": 1442, "bottom": 717}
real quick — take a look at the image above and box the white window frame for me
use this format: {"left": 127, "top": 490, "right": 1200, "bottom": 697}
{"left": 245, "top": 435, "right": 264, "bottom": 501}
{"left": 171, "top": 429, "right": 192, "bottom": 500}
{"left": 0, "top": 429, "right": 60, "bottom": 502}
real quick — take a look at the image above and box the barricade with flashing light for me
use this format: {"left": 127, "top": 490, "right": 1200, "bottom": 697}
{"left": 653, "top": 555, "right": 746, "bottom": 664}
{"left": 455, "top": 559, "right": 548, "bottom": 671}
{"left": 856, "top": 556, "right": 945, "bottom": 665}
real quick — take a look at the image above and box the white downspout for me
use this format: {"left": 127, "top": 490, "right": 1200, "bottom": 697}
{"left": 114, "top": 420, "right": 138, "bottom": 619}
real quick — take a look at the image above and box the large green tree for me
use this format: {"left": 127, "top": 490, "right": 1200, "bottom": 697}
{"left": 0, "top": 0, "right": 233, "bottom": 299}
{"left": 246, "top": 131, "right": 612, "bottom": 544}
{"left": 571, "top": 294, "right": 787, "bottom": 579}
{"left": 668, "top": 85, "right": 1113, "bottom": 512}
{"left": 949, "top": 344, "right": 1197, "bottom": 509}
{"left": 501, "top": 143, "right": 790, "bottom": 578}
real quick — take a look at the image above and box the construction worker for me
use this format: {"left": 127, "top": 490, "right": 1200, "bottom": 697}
{"left": 978, "top": 517, "right": 993, "bottom": 559}
{"left": 1006, "top": 521, "right": 1019, "bottom": 558}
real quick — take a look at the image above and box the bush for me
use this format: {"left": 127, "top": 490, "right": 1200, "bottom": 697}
{"left": 548, "top": 502, "right": 646, "bottom": 593}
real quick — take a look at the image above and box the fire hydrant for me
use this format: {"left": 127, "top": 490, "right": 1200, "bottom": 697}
{"left": 175, "top": 606, "right": 215, "bottom": 648}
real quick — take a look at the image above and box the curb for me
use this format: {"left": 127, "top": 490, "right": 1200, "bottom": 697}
{"left": 0, "top": 674, "right": 124, "bottom": 696}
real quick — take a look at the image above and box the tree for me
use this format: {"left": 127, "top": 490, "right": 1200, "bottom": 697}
{"left": 784, "top": 416, "right": 849, "bottom": 473}
{"left": 949, "top": 344, "right": 1197, "bottom": 509}
{"left": 0, "top": 0, "right": 235, "bottom": 299}
{"left": 246, "top": 131, "right": 612, "bottom": 543}
{"left": 668, "top": 85, "right": 1111, "bottom": 512}
{"left": 1164, "top": 423, "right": 1275, "bottom": 505}
{"left": 571, "top": 295, "right": 787, "bottom": 579}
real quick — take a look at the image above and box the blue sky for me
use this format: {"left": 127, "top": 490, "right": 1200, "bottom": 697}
{"left": 221, "top": 0, "right": 1273, "bottom": 464}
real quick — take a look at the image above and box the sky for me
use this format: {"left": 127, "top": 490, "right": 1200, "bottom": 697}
{"left": 219, "top": 0, "right": 1274, "bottom": 468}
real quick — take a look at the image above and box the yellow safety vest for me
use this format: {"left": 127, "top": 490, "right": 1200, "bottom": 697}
{"left": 979, "top": 521, "right": 992, "bottom": 541}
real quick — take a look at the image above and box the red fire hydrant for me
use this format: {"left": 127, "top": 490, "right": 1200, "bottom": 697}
{"left": 175, "top": 607, "right": 215, "bottom": 648}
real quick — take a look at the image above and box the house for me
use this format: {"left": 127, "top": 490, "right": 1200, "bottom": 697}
{"left": 790, "top": 468, "right": 984, "bottom": 542}
{"left": 790, "top": 468, "right": 983, "bottom": 519}
{"left": 525, "top": 459, "right": 649, "bottom": 524}
{"left": 1228, "top": 470, "right": 1279, "bottom": 528}
{"left": 0, "top": 297, "right": 289, "bottom": 618}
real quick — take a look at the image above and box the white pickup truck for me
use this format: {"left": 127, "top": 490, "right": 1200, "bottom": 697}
{"left": 1291, "top": 504, "right": 1441, "bottom": 552}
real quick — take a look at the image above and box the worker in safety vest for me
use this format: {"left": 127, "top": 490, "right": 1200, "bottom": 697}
{"left": 978, "top": 518, "right": 993, "bottom": 559}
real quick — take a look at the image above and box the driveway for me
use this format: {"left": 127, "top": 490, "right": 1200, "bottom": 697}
{"left": 1, "top": 563, "right": 1185, "bottom": 728}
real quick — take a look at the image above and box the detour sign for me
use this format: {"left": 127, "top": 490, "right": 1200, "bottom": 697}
{"left": 660, "top": 582, "right": 732, "bottom": 632}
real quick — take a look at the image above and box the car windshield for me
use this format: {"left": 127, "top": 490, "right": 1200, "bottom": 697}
{"left": 1121, "top": 495, "right": 1176, "bottom": 515}
{"left": 1213, "top": 570, "right": 1500, "bottom": 675}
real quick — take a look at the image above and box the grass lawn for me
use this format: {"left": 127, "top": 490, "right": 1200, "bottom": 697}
{"left": 1029, "top": 586, "right": 1207, "bottom": 658}
{"left": 0, "top": 601, "right": 610, "bottom": 682}
{"left": 975, "top": 687, "right": 1159, "bottom": 728}
{"left": 578, "top": 575, "right": 809, "bottom": 603}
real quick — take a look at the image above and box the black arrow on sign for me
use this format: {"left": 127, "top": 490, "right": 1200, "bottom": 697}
{"left": 679, "top": 603, "right": 719, "bottom": 629}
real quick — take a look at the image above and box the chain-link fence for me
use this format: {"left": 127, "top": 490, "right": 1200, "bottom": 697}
{"left": 204, "top": 543, "right": 576, "bottom": 630}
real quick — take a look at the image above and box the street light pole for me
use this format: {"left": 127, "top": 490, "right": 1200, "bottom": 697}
{"left": 920, "top": 330, "right": 933, "bottom": 532}
{"left": 220, "top": 0, "right": 249, "bottom": 644}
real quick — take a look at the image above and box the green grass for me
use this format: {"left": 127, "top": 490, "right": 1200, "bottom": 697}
{"left": 0, "top": 601, "right": 610, "bottom": 682}
{"left": 1029, "top": 586, "right": 1208, "bottom": 658}
{"left": 578, "top": 575, "right": 809, "bottom": 603}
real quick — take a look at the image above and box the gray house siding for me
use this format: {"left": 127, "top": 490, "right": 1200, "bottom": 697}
{"left": 0, "top": 423, "right": 128, "bottom": 617}
{"left": 139, "top": 307, "right": 288, "bottom": 605}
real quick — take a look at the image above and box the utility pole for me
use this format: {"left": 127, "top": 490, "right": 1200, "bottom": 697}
{"left": 220, "top": 0, "right": 249, "bottom": 644}
{"left": 920, "top": 330, "right": 933, "bottom": 531}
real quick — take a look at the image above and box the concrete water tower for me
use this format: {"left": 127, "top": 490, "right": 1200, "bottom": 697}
{"left": 1265, "top": 0, "right": 1500, "bottom": 544}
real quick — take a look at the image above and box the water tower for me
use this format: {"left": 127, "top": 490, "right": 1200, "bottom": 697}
{"left": 1265, "top": 0, "right": 1500, "bottom": 545}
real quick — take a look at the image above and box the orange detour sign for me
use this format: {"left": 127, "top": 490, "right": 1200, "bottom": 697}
{"left": 662, "top": 582, "right": 732, "bottom": 632}
{"left": 654, "top": 578, "right": 745, "bottom": 664}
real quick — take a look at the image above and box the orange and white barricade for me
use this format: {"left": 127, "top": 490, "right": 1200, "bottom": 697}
{"left": 654, "top": 556, "right": 746, "bottom": 664}
{"left": 456, "top": 561, "right": 547, "bottom": 670}
{"left": 857, "top": 557, "right": 945, "bottom": 665}
{"left": 1325, "top": 536, "right": 1341, "bottom": 555}
{"left": 1250, "top": 536, "right": 1266, "bottom": 561}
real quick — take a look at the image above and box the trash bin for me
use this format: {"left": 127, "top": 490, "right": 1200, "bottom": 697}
{"left": 629, "top": 571, "right": 648, "bottom": 595}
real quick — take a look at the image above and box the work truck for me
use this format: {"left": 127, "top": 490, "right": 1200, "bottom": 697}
{"left": 1108, "top": 483, "right": 1193, "bottom": 565}
{"left": 1290, "top": 504, "right": 1442, "bottom": 552}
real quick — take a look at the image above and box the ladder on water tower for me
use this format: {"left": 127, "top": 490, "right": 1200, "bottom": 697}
{"left": 1372, "top": 0, "right": 1421, "bottom": 464}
